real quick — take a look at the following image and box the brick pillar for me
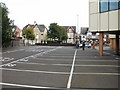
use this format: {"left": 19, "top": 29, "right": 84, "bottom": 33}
{"left": 116, "top": 32, "right": 119, "bottom": 55}
{"left": 99, "top": 32, "right": 104, "bottom": 56}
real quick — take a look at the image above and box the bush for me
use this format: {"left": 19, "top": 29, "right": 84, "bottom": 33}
{"left": 47, "top": 40, "right": 62, "bottom": 44}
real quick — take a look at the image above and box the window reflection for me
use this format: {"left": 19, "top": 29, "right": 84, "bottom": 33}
{"left": 100, "top": 0, "right": 120, "bottom": 13}
{"left": 100, "top": 0, "right": 109, "bottom": 12}
{"left": 109, "top": 0, "right": 118, "bottom": 10}
{"left": 118, "top": 1, "right": 120, "bottom": 9}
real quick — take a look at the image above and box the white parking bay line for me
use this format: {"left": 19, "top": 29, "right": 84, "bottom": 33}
{"left": 67, "top": 49, "right": 77, "bottom": 89}
{"left": 0, "top": 47, "right": 59, "bottom": 67}
{"left": 2, "top": 49, "right": 25, "bottom": 54}
{"left": 75, "top": 65, "right": 120, "bottom": 67}
{"left": 0, "top": 68, "right": 69, "bottom": 75}
{"left": 16, "top": 62, "right": 72, "bottom": 66}
{"left": 30, "top": 57, "right": 73, "bottom": 61}
{"left": 75, "top": 60, "right": 119, "bottom": 62}
{"left": 0, "top": 82, "right": 57, "bottom": 89}
{"left": 16, "top": 62, "right": 119, "bottom": 67}
{"left": 2, "top": 67, "right": 118, "bottom": 76}
{"left": 74, "top": 72, "right": 120, "bottom": 76}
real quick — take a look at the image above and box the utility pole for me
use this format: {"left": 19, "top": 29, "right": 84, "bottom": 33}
{"left": 77, "top": 14, "right": 79, "bottom": 34}
{"left": 77, "top": 14, "right": 81, "bottom": 42}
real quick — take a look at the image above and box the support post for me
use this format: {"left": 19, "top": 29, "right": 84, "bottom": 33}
{"left": 99, "top": 32, "right": 103, "bottom": 56}
{"left": 116, "top": 32, "right": 119, "bottom": 55}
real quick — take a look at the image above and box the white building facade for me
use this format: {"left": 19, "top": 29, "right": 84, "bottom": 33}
{"left": 90, "top": 0, "right": 120, "bottom": 32}
{"left": 89, "top": 0, "right": 120, "bottom": 55}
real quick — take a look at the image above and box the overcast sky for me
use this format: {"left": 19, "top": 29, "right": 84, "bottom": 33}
{"left": 1, "top": 0, "right": 89, "bottom": 32}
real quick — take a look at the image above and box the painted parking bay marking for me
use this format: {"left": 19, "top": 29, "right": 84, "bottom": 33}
{"left": 16, "top": 62, "right": 120, "bottom": 67}
{"left": 0, "top": 68, "right": 69, "bottom": 75}
{"left": 0, "top": 82, "right": 59, "bottom": 89}
{"left": 74, "top": 72, "right": 120, "bottom": 76}
{"left": 0, "top": 47, "right": 60, "bottom": 67}
{"left": 1, "top": 67, "right": 119, "bottom": 76}
{"left": 67, "top": 49, "right": 77, "bottom": 88}
{"left": 16, "top": 62, "right": 72, "bottom": 66}
{"left": 2, "top": 49, "right": 25, "bottom": 54}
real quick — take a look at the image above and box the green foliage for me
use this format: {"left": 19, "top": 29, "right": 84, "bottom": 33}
{"left": 47, "top": 23, "right": 68, "bottom": 43}
{"left": 47, "top": 40, "right": 61, "bottom": 44}
{"left": 47, "top": 23, "right": 59, "bottom": 39}
{"left": 58, "top": 26, "right": 68, "bottom": 41}
{"left": 22, "top": 27, "right": 35, "bottom": 40}
{"left": 1, "top": 3, "right": 13, "bottom": 47}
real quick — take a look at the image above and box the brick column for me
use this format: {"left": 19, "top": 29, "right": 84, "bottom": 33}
{"left": 99, "top": 32, "right": 104, "bottom": 56}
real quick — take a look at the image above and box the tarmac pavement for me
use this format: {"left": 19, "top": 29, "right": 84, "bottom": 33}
{"left": 0, "top": 46, "right": 119, "bottom": 89}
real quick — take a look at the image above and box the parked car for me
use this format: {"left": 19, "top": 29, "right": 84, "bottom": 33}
{"left": 104, "top": 42, "right": 110, "bottom": 46}
{"left": 79, "top": 43, "right": 83, "bottom": 48}
{"left": 85, "top": 42, "right": 92, "bottom": 48}
{"left": 79, "top": 42, "right": 92, "bottom": 48}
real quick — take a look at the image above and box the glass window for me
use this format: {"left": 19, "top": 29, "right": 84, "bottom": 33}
{"left": 118, "top": 1, "right": 120, "bottom": 9}
{"left": 109, "top": 0, "right": 119, "bottom": 10}
{"left": 100, "top": 0, "right": 109, "bottom": 12}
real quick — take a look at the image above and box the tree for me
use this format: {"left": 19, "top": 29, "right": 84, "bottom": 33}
{"left": 47, "top": 23, "right": 68, "bottom": 43}
{"left": 58, "top": 26, "right": 68, "bottom": 42}
{"left": 1, "top": 3, "right": 14, "bottom": 47}
{"left": 47, "top": 23, "right": 59, "bottom": 40}
{"left": 22, "top": 27, "right": 35, "bottom": 44}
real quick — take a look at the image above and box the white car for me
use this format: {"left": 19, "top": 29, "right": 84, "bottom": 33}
{"left": 79, "top": 43, "right": 83, "bottom": 48}
{"left": 85, "top": 42, "right": 92, "bottom": 48}
{"left": 79, "top": 42, "right": 92, "bottom": 48}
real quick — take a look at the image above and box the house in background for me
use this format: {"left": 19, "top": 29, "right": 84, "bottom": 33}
{"left": 80, "top": 27, "right": 89, "bottom": 41}
{"left": 10, "top": 26, "right": 24, "bottom": 47}
{"left": 63, "top": 26, "right": 76, "bottom": 44}
{"left": 14, "top": 27, "right": 23, "bottom": 39}
{"left": 23, "top": 22, "right": 48, "bottom": 44}
{"left": 75, "top": 33, "right": 80, "bottom": 43}
{"left": 34, "top": 24, "right": 47, "bottom": 44}
{"left": 80, "top": 27, "right": 99, "bottom": 42}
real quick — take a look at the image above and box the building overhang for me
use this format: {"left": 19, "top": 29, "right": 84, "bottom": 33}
{"left": 90, "top": 30, "right": 120, "bottom": 34}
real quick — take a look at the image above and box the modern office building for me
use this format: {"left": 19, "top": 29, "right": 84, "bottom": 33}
{"left": 89, "top": 0, "right": 120, "bottom": 56}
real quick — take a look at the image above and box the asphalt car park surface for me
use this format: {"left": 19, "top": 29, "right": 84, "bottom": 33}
{"left": 0, "top": 46, "right": 119, "bottom": 89}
